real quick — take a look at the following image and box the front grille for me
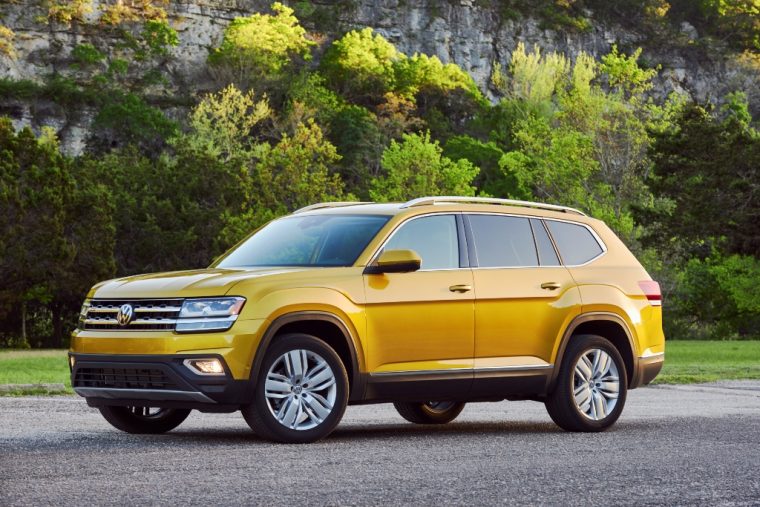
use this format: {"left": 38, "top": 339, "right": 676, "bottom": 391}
{"left": 73, "top": 367, "right": 179, "bottom": 390}
{"left": 83, "top": 299, "right": 183, "bottom": 331}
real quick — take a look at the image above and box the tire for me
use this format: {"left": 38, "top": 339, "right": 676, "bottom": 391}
{"left": 545, "top": 334, "right": 628, "bottom": 432}
{"left": 242, "top": 333, "right": 349, "bottom": 443}
{"left": 394, "top": 401, "right": 466, "bottom": 424}
{"left": 98, "top": 406, "right": 191, "bottom": 434}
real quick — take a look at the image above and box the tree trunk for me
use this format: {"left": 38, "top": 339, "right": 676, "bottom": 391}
{"left": 52, "top": 303, "right": 63, "bottom": 349}
{"left": 20, "top": 301, "right": 28, "bottom": 348}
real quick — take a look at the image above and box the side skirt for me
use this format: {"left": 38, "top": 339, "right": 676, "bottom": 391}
{"left": 362, "top": 366, "right": 554, "bottom": 403}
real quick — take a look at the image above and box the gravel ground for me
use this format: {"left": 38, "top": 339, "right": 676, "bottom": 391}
{"left": 1, "top": 382, "right": 759, "bottom": 506}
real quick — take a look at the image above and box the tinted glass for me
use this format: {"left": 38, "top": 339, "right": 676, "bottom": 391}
{"left": 468, "top": 215, "right": 538, "bottom": 267}
{"left": 531, "top": 219, "right": 560, "bottom": 266}
{"left": 384, "top": 215, "right": 459, "bottom": 270}
{"left": 217, "top": 214, "right": 390, "bottom": 267}
{"left": 546, "top": 220, "right": 603, "bottom": 265}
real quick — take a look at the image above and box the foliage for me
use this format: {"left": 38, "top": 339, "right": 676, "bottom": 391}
{"left": 90, "top": 93, "right": 178, "bottom": 153}
{"left": 672, "top": 254, "right": 760, "bottom": 339}
{"left": 370, "top": 131, "right": 479, "bottom": 201}
{"left": 186, "top": 84, "right": 271, "bottom": 161}
{"left": 100, "top": 0, "right": 168, "bottom": 25}
{"left": 0, "top": 120, "right": 114, "bottom": 347}
{"left": 321, "top": 27, "right": 400, "bottom": 99}
{"left": 645, "top": 97, "right": 760, "bottom": 256}
{"left": 71, "top": 43, "right": 105, "bottom": 66}
{"left": 0, "top": 25, "right": 15, "bottom": 58}
{"left": 209, "top": 3, "right": 314, "bottom": 88}
{"left": 219, "top": 120, "right": 346, "bottom": 245}
{"left": 494, "top": 43, "right": 656, "bottom": 239}
{"left": 45, "top": 0, "right": 92, "bottom": 26}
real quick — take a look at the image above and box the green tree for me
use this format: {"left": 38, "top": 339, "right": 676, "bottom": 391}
{"left": 320, "top": 27, "right": 400, "bottom": 100}
{"left": 370, "top": 131, "right": 479, "bottom": 201}
{"left": 185, "top": 84, "right": 271, "bottom": 161}
{"left": 220, "top": 120, "right": 346, "bottom": 245}
{"left": 209, "top": 2, "right": 314, "bottom": 89}
{"left": 0, "top": 120, "right": 115, "bottom": 347}
{"left": 646, "top": 97, "right": 760, "bottom": 256}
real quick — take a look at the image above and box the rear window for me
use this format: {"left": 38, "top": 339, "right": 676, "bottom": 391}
{"left": 545, "top": 220, "right": 604, "bottom": 265}
{"left": 468, "top": 215, "right": 538, "bottom": 267}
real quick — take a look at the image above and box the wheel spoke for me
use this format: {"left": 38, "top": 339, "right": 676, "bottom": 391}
{"left": 304, "top": 360, "right": 331, "bottom": 386}
{"left": 592, "top": 391, "right": 607, "bottom": 419}
{"left": 595, "top": 351, "right": 610, "bottom": 378}
{"left": 576, "top": 355, "right": 592, "bottom": 381}
{"left": 303, "top": 392, "right": 332, "bottom": 420}
{"left": 280, "top": 397, "right": 300, "bottom": 428}
{"left": 575, "top": 386, "right": 591, "bottom": 409}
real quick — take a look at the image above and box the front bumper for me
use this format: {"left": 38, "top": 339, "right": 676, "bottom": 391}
{"left": 70, "top": 353, "right": 254, "bottom": 411}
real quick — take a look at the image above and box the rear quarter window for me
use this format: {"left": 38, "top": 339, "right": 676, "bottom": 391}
{"left": 545, "top": 220, "right": 604, "bottom": 265}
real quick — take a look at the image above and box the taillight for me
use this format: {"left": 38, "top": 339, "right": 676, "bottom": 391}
{"left": 638, "top": 280, "right": 662, "bottom": 306}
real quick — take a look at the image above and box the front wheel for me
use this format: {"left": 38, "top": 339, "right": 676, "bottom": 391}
{"left": 393, "top": 401, "right": 466, "bottom": 424}
{"left": 98, "top": 406, "right": 191, "bottom": 434}
{"left": 242, "top": 333, "right": 349, "bottom": 443}
{"left": 545, "top": 334, "right": 628, "bottom": 432}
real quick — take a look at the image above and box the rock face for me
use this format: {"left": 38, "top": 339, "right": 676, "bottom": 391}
{"left": 1, "top": 0, "right": 758, "bottom": 154}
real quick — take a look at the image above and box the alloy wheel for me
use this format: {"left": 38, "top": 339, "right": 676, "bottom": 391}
{"left": 264, "top": 349, "right": 337, "bottom": 431}
{"left": 572, "top": 348, "right": 620, "bottom": 420}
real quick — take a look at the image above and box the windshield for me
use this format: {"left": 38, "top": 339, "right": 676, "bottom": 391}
{"left": 216, "top": 214, "right": 391, "bottom": 268}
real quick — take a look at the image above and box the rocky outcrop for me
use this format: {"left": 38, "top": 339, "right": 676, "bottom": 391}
{"left": 1, "top": 0, "right": 758, "bottom": 154}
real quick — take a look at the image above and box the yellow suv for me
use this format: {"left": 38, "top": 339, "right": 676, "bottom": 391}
{"left": 70, "top": 197, "right": 665, "bottom": 442}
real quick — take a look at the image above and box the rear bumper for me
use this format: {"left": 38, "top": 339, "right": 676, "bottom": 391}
{"left": 633, "top": 353, "right": 664, "bottom": 388}
{"left": 69, "top": 353, "right": 254, "bottom": 411}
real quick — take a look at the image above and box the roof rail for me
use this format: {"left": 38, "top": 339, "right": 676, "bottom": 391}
{"left": 400, "top": 196, "right": 587, "bottom": 216}
{"left": 293, "top": 201, "right": 375, "bottom": 214}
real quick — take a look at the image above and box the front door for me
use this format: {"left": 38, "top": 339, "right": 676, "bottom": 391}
{"left": 363, "top": 214, "right": 474, "bottom": 386}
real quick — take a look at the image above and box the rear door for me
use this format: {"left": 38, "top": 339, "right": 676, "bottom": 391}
{"left": 466, "top": 214, "right": 582, "bottom": 374}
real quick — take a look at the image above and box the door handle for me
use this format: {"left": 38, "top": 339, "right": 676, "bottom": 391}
{"left": 449, "top": 284, "right": 472, "bottom": 293}
{"left": 541, "top": 282, "right": 561, "bottom": 290}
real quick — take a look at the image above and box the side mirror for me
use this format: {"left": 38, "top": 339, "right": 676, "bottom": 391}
{"left": 364, "top": 249, "right": 422, "bottom": 275}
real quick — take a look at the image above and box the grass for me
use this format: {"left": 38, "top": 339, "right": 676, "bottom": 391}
{"left": 0, "top": 341, "right": 758, "bottom": 395}
{"left": 654, "top": 340, "right": 760, "bottom": 384}
{"left": 0, "top": 349, "right": 72, "bottom": 395}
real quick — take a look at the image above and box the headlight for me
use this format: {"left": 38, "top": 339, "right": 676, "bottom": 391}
{"left": 78, "top": 299, "right": 91, "bottom": 328}
{"left": 175, "top": 297, "right": 246, "bottom": 333}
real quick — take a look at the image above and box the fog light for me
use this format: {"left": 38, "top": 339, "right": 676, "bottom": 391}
{"left": 183, "top": 358, "right": 225, "bottom": 376}
{"left": 69, "top": 356, "right": 75, "bottom": 369}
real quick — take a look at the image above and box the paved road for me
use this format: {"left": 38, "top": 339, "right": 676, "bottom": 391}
{"left": 1, "top": 382, "right": 759, "bottom": 506}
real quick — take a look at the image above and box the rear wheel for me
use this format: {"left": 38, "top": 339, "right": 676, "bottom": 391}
{"left": 545, "top": 334, "right": 627, "bottom": 432}
{"left": 98, "top": 406, "right": 191, "bottom": 434}
{"left": 393, "top": 401, "right": 466, "bottom": 424}
{"left": 242, "top": 333, "right": 349, "bottom": 443}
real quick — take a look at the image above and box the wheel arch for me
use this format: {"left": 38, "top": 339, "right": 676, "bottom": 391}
{"left": 250, "top": 311, "right": 365, "bottom": 402}
{"left": 550, "top": 312, "right": 639, "bottom": 390}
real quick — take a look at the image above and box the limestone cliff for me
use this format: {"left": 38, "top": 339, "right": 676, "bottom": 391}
{"left": 1, "top": 0, "right": 758, "bottom": 154}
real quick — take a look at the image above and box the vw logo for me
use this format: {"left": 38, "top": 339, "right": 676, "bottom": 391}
{"left": 116, "top": 304, "right": 134, "bottom": 327}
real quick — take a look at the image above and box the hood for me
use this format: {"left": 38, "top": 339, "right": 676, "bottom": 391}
{"left": 90, "top": 267, "right": 308, "bottom": 299}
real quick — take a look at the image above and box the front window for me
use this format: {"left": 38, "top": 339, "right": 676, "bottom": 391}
{"left": 216, "top": 214, "right": 390, "bottom": 268}
{"left": 383, "top": 215, "right": 460, "bottom": 270}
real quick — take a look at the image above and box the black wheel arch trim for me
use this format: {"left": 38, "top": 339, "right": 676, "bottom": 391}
{"left": 251, "top": 311, "right": 365, "bottom": 402}
{"left": 551, "top": 312, "right": 641, "bottom": 391}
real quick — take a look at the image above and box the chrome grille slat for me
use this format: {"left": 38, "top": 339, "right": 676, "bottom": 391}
{"left": 83, "top": 299, "right": 184, "bottom": 331}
